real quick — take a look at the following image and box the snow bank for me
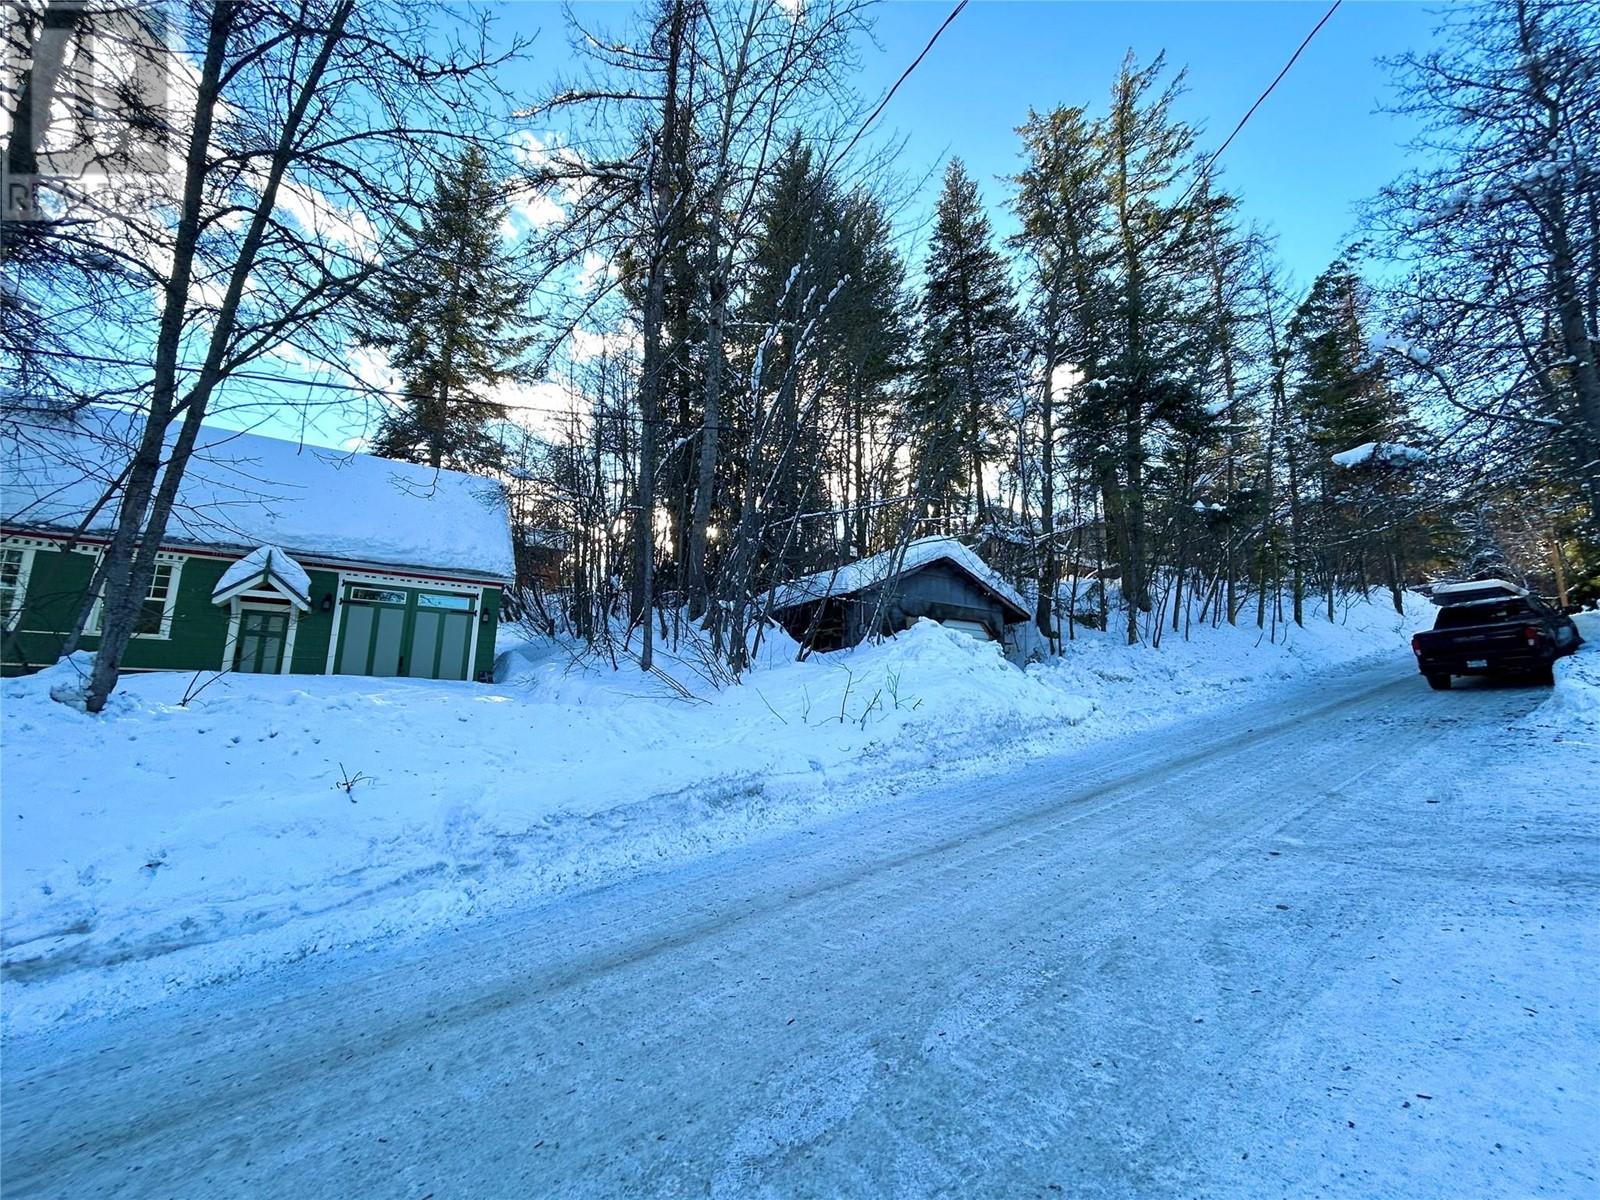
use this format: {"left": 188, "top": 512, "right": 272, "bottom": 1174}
{"left": 3, "top": 591, "right": 1433, "bottom": 1031}
{"left": 1525, "top": 613, "right": 1600, "bottom": 729}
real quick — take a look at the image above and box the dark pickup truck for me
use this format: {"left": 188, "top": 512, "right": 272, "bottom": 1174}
{"left": 1412, "top": 581, "right": 1583, "bottom": 690}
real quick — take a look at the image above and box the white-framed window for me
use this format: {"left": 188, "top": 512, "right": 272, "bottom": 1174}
{"left": 417, "top": 592, "right": 473, "bottom": 611}
{"left": 0, "top": 545, "right": 35, "bottom": 628}
{"left": 347, "top": 586, "right": 407, "bottom": 605}
{"left": 88, "top": 557, "right": 184, "bottom": 639}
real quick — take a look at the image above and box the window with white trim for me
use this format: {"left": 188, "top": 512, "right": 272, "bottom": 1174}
{"left": 135, "top": 562, "right": 177, "bottom": 635}
{"left": 88, "top": 559, "right": 183, "bottom": 638}
{"left": 1, "top": 546, "right": 34, "bottom": 628}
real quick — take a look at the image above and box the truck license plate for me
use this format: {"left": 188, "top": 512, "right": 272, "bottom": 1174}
{"left": 1467, "top": 658, "right": 1488, "bottom": 668}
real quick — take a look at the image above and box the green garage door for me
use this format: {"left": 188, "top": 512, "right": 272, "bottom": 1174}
{"left": 410, "top": 593, "right": 474, "bottom": 681}
{"left": 335, "top": 584, "right": 476, "bottom": 680}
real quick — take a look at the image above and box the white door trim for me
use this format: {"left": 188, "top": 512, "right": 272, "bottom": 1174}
{"left": 324, "top": 571, "right": 347, "bottom": 674}
{"left": 220, "top": 598, "right": 241, "bottom": 671}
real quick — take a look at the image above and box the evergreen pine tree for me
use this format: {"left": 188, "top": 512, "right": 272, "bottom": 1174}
{"left": 1289, "top": 256, "right": 1416, "bottom": 614}
{"left": 1096, "top": 54, "right": 1216, "bottom": 641}
{"left": 833, "top": 191, "right": 911, "bottom": 556}
{"left": 911, "top": 159, "right": 1018, "bottom": 532}
{"left": 366, "top": 146, "right": 535, "bottom": 472}
{"left": 1011, "top": 104, "right": 1113, "bottom": 639}
{"left": 739, "top": 138, "right": 848, "bottom": 574}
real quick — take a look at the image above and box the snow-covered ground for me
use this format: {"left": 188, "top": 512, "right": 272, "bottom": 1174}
{"left": 4, "top": 621, "right": 1595, "bottom": 1199}
{"left": 0, "top": 591, "right": 1570, "bottom": 1032}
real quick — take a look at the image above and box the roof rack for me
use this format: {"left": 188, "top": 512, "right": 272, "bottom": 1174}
{"left": 1428, "top": 578, "right": 1528, "bottom": 606}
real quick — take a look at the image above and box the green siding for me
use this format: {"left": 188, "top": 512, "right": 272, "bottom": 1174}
{"left": 122, "top": 555, "right": 233, "bottom": 671}
{"left": 476, "top": 588, "right": 499, "bottom": 678}
{"left": 287, "top": 567, "right": 341, "bottom": 673}
{"left": 4, "top": 545, "right": 94, "bottom": 674}
{"left": 3, "top": 542, "right": 500, "bottom": 681}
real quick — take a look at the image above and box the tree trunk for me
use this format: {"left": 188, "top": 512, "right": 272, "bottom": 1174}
{"left": 84, "top": 0, "right": 355, "bottom": 713}
{"left": 1551, "top": 530, "right": 1569, "bottom": 607}
{"left": 630, "top": 0, "right": 690, "bottom": 672}
{"left": 1036, "top": 334, "right": 1059, "bottom": 648}
{"left": 1096, "top": 456, "right": 1135, "bottom": 644}
{"left": 1545, "top": 192, "right": 1600, "bottom": 525}
{"left": 686, "top": 268, "right": 724, "bottom": 620}
{"left": 82, "top": 1, "right": 238, "bottom": 712}
{"left": 1520, "top": 3, "right": 1600, "bottom": 525}
{"left": 1287, "top": 436, "right": 1304, "bottom": 627}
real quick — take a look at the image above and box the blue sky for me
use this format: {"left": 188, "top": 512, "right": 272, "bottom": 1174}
{"left": 249, "top": 1, "right": 1449, "bottom": 446}
{"left": 848, "top": 0, "right": 1440, "bottom": 284}
{"left": 517, "top": 0, "right": 1441, "bottom": 287}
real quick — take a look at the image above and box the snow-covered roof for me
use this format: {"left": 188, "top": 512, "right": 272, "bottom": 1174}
{"left": 766, "top": 536, "right": 1031, "bottom": 619}
{"left": 212, "top": 546, "right": 312, "bottom": 609}
{"left": 1, "top": 407, "right": 515, "bottom": 581}
{"left": 1331, "top": 441, "right": 1429, "bottom": 469}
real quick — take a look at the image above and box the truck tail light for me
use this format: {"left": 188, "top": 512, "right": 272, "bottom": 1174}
{"left": 1522, "top": 624, "right": 1543, "bottom": 646}
{"left": 1411, "top": 634, "right": 1423, "bottom": 656}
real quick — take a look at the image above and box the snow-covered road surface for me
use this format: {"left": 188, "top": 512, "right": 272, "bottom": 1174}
{"left": 3, "top": 660, "right": 1596, "bottom": 1198}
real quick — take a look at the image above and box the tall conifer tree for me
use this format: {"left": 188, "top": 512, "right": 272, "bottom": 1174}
{"left": 367, "top": 146, "right": 534, "bottom": 472}
{"left": 911, "top": 159, "right": 1018, "bottom": 532}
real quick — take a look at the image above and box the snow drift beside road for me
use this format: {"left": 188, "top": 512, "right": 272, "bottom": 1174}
{"left": 4, "top": 591, "right": 1433, "bottom": 1030}
{"left": 1525, "top": 612, "right": 1600, "bottom": 729}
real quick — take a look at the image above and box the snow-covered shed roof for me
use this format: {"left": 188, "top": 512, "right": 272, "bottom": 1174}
{"left": 1331, "top": 441, "right": 1429, "bottom": 469}
{"left": 767, "top": 536, "right": 1031, "bottom": 620}
{"left": 1, "top": 407, "right": 515, "bottom": 581}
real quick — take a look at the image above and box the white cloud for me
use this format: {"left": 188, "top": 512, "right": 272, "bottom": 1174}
{"left": 569, "top": 326, "right": 638, "bottom": 363}
{"left": 502, "top": 190, "right": 565, "bottom": 241}
{"left": 576, "top": 250, "right": 615, "bottom": 294}
{"left": 346, "top": 344, "right": 402, "bottom": 395}
{"left": 276, "top": 177, "right": 378, "bottom": 254}
{"left": 512, "top": 130, "right": 593, "bottom": 206}
{"left": 491, "top": 376, "right": 590, "bottom": 441}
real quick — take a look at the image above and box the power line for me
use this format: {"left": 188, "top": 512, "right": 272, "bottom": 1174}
{"left": 837, "top": 0, "right": 969, "bottom": 165}
{"left": 1179, "top": 0, "right": 1342, "bottom": 210}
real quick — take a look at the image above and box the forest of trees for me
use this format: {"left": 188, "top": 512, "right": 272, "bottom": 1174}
{"left": 491, "top": 0, "right": 1598, "bottom": 667}
{"left": 4, "top": 0, "right": 1596, "bottom": 704}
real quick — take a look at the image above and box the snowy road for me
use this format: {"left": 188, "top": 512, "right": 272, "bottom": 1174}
{"left": 4, "top": 660, "right": 1596, "bottom": 1198}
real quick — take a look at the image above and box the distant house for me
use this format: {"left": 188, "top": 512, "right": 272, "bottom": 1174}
{"left": 1, "top": 407, "right": 514, "bottom": 681}
{"left": 514, "top": 526, "right": 568, "bottom": 593}
{"left": 766, "top": 536, "right": 1033, "bottom": 652}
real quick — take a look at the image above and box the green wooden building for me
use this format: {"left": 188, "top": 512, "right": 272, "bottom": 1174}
{"left": 2, "top": 408, "right": 515, "bottom": 681}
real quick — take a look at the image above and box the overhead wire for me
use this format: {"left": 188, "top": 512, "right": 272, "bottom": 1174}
{"left": 1177, "top": 0, "right": 1342, "bottom": 211}
{"left": 836, "top": 0, "right": 968, "bottom": 166}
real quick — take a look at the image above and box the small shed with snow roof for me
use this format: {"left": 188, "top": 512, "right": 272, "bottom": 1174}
{"left": 765, "top": 536, "right": 1033, "bottom": 652}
